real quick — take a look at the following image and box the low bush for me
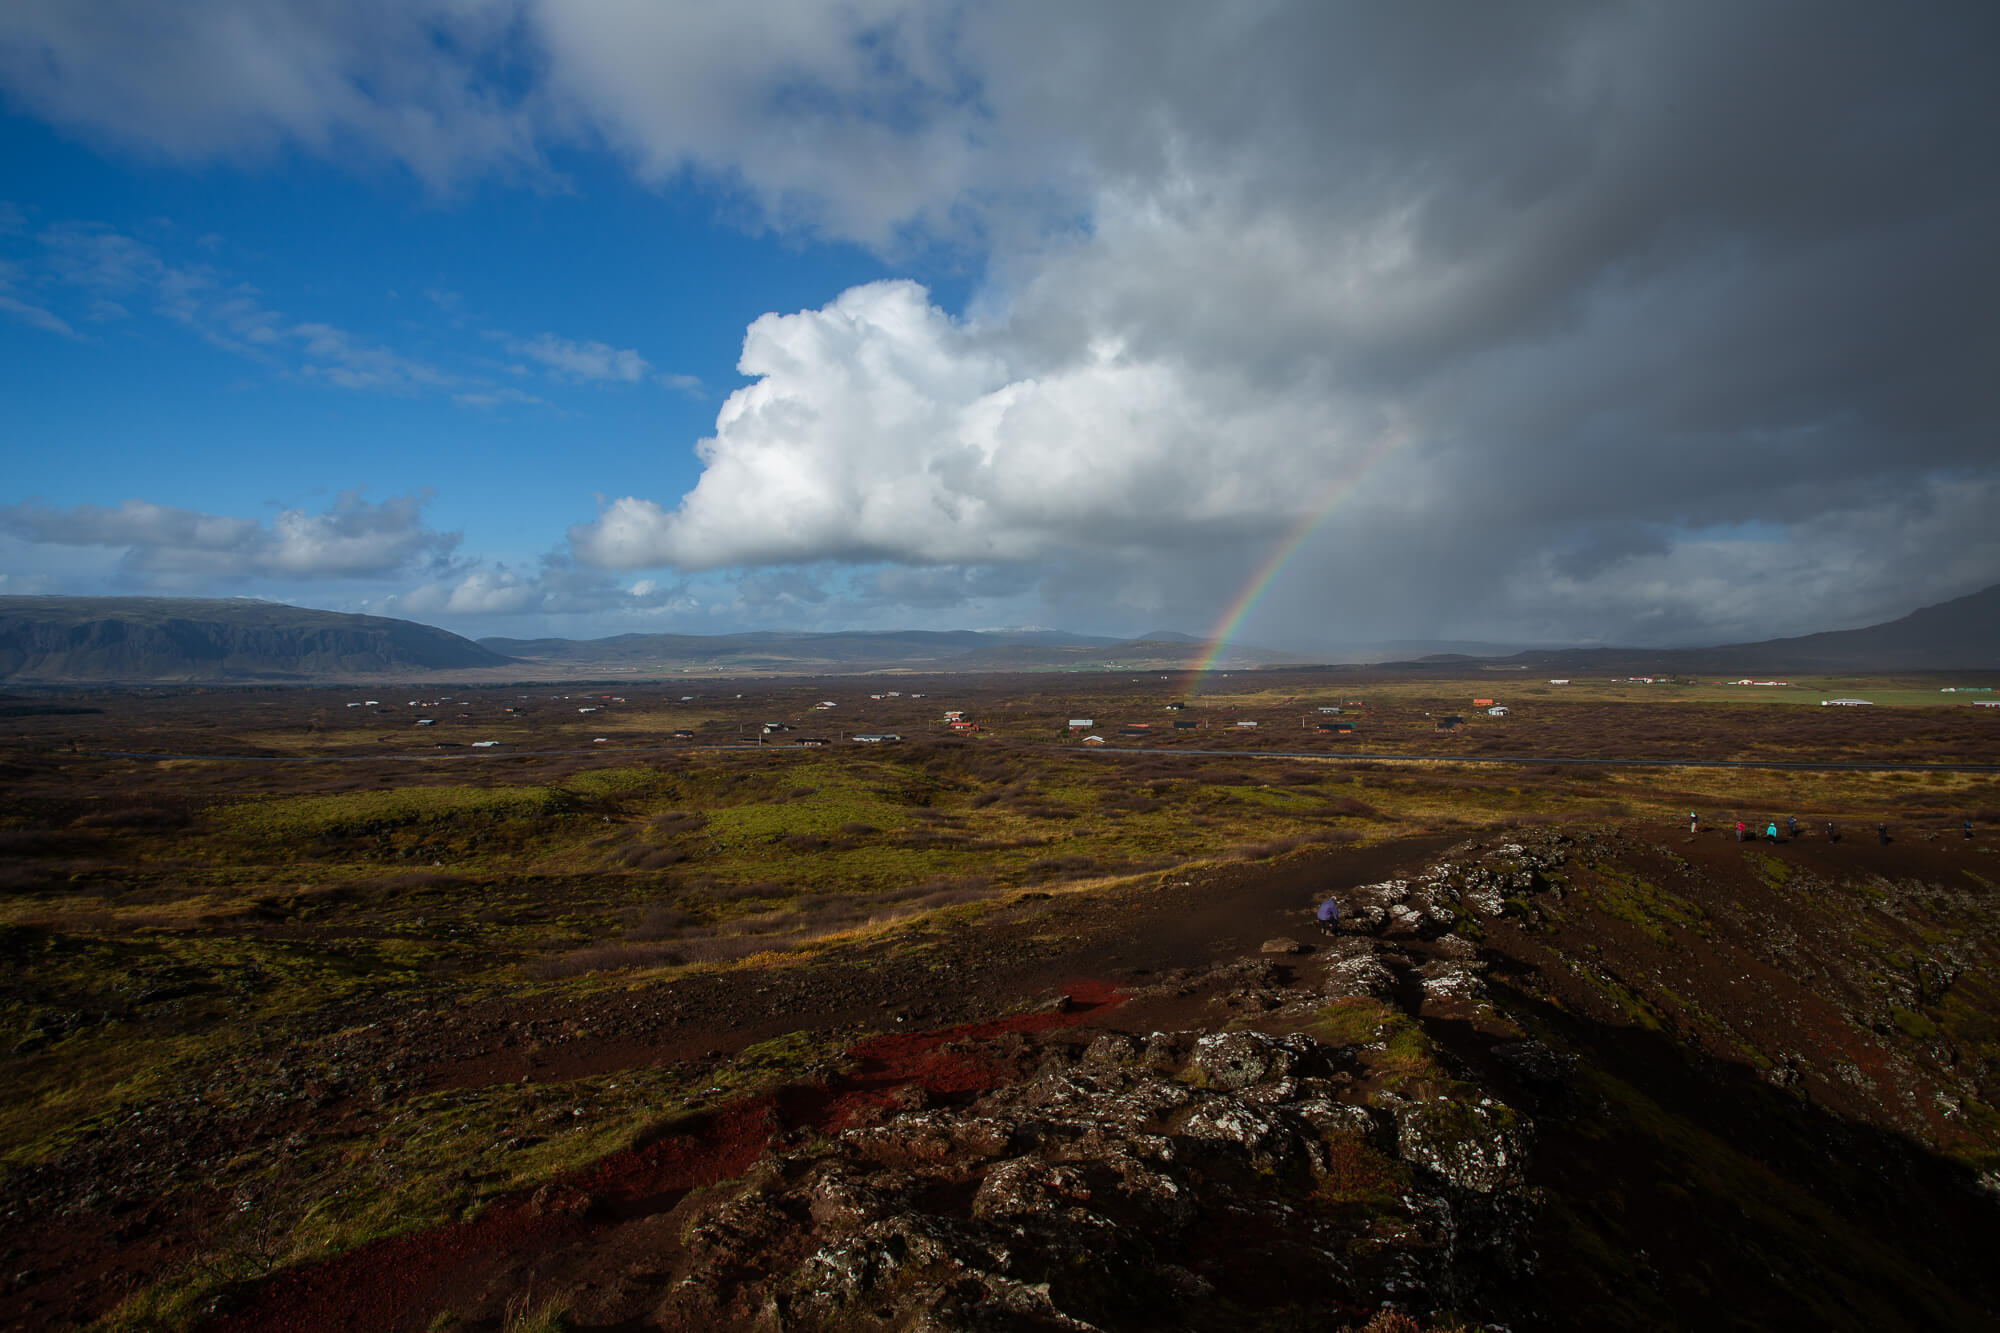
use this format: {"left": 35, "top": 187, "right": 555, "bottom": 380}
{"left": 650, "top": 811, "right": 708, "bottom": 835}
{"left": 1024, "top": 854, "right": 1097, "bottom": 881}
{"left": 72, "top": 807, "right": 188, "bottom": 830}
{"left": 627, "top": 903, "right": 699, "bottom": 939}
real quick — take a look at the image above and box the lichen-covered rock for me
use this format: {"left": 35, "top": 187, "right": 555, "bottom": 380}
{"left": 1320, "top": 946, "right": 1398, "bottom": 1002}
{"left": 1491, "top": 1039, "right": 1577, "bottom": 1087}
{"left": 663, "top": 1027, "right": 1536, "bottom": 1331}
{"left": 1081, "top": 1031, "right": 1139, "bottom": 1065}
{"left": 1187, "top": 1030, "right": 1320, "bottom": 1090}
{"left": 1389, "top": 1097, "right": 1531, "bottom": 1195}
{"left": 1418, "top": 960, "right": 1487, "bottom": 1005}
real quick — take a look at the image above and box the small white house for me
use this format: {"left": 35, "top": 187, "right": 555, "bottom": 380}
{"left": 1069, "top": 718, "right": 1094, "bottom": 729}
{"left": 1081, "top": 734, "right": 1106, "bottom": 745}
{"left": 1487, "top": 706, "right": 1509, "bottom": 717}
{"left": 1821, "top": 697, "right": 1873, "bottom": 706}
{"left": 1236, "top": 720, "right": 1259, "bottom": 728}
{"left": 1548, "top": 679, "right": 1570, "bottom": 685}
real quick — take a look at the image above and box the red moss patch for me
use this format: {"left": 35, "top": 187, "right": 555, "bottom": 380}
{"left": 202, "top": 982, "right": 1123, "bottom": 1333}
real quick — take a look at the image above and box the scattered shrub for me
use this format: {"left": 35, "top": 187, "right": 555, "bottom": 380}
{"left": 684, "top": 876, "right": 786, "bottom": 903}
{"left": 1024, "top": 854, "right": 1096, "bottom": 881}
{"left": 73, "top": 807, "right": 188, "bottom": 830}
{"left": 650, "top": 811, "right": 708, "bottom": 835}
{"left": 627, "top": 903, "right": 699, "bottom": 939}
{"left": 1325, "top": 796, "right": 1381, "bottom": 818}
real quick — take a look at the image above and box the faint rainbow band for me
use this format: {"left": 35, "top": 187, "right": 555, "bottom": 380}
{"left": 1182, "top": 422, "right": 1412, "bottom": 697}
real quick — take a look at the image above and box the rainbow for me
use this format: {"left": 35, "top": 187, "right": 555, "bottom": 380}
{"left": 1182, "top": 424, "right": 1411, "bottom": 696}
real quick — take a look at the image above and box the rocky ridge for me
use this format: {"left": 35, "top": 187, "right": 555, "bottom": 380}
{"left": 655, "top": 838, "right": 1572, "bottom": 1330}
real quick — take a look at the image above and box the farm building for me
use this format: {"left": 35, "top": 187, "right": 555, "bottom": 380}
{"left": 1548, "top": 679, "right": 1570, "bottom": 685}
{"left": 1435, "top": 715, "right": 1464, "bottom": 731}
{"left": 1174, "top": 720, "right": 1197, "bottom": 729}
{"left": 1487, "top": 706, "right": 1509, "bottom": 717}
{"left": 1081, "top": 734, "right": 1106, "bottom": 745}
{"left": 1472, "top": 698, "right": 1494, "bottom": 707}
{"left": 672, "top": 729, "right": 695, "bottom": 739}
{"left": 1317, "top": 706, "right": 1341, "bottom": 714}
{"left": 852, "top": 733, "right": 901, "bottom": 743}
{"left": 1235, "top": 720, "right": 1258, "bottom": 729}
{"left": 1821, "top": 697, "right": 1874, "bottom": 706}
{"left": 1069, "top": 718, "right": 1094, "bottom": 730}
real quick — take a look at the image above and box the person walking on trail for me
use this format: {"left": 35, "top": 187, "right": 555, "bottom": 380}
{"left": 1736, "top": 820, "right": 1747, "bottom": 842}
{"left": 1787, "top": 816, "right": 1798, "bottom": 839}
{"left": 1765, "top": 822, "right": 1779, "bottom": 843}
{"left": 1689, "top": 811, "right": 1700, "bottom": 833}
{"left": 1827, "top": 820, "right": 1839, "bottom": 842}
{"left": 1315, "top": 896, "right": 1341, "bottom": 937}
{"left": 1878, "top": 822, "right": 1890, "bottom": 844}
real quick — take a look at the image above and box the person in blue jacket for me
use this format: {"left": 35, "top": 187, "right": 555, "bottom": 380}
{"left": 1765, "top": 821, "right": 1779, "bottom": 843}
{"left": 1316, "top": 896, "right": 1341, "bottom": 936}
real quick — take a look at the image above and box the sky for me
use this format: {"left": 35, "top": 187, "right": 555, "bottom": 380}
{"left": 2, "top": 1, "right": 1996, "bottom": 653}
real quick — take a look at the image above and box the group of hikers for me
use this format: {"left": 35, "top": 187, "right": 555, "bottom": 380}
{"left": 1689, "top": 811, "right": 1976, "bottom": 844}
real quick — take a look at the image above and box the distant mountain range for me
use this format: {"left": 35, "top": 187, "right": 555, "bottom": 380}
{"left": 477, "top": 628, "right": 1288, "bottom": 673}
{"left": 0, "top": 597, "right": 512, "bottom": 682}
{"left": 1, "top": 584, "right": 1994, "bottom": 682}
{"left": 1389, "top": 583, "right": 2000, "bottom": 674}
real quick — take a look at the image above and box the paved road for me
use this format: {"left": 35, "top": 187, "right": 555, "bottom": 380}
{"left": 77, "top": 743, "right": 2000, "bottom": 774}
{"left": 1074, "top": 746, "right": 2000, "bottom": 774}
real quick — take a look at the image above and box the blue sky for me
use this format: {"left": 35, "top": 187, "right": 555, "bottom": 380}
{"left": 3, "top": 109, "right": 930, "bottom": 622}
{"left": 3, "top": 3, "right": 1996, "bottom": 650}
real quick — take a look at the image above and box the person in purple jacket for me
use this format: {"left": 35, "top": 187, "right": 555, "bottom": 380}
{"left": 1316, "top": 896, "right": 1341, "bottom": 936}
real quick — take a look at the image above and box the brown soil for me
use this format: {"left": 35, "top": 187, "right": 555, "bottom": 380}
{"left": 4, "top": 674, "right": 1998, "bottom": 1331}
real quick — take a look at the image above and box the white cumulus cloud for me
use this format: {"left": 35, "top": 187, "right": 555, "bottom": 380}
{"left": 569, "top": 279, "right": 1388, "bottom": 573}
